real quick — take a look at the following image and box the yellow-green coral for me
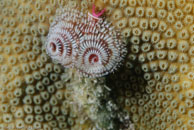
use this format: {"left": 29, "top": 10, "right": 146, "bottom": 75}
{"left": 0, "top": 0, "right": 99, "bottom": 129}
{"left": 95, "top": 0, "right": 194, "bottom": 130}
{"left": 4, "top": 0, "right": 194, "bottom": 130}
{"left": 0, "top": 0, "right": 135, "bottom": 129}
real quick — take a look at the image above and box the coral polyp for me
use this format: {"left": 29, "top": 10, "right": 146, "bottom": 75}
{"left": 46, "top": 6, "right": 127, "bottom": 78}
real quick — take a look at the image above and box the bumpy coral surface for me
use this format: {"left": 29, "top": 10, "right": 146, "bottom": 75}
{"left": 0, "top": 0, "right": 104, "bottom": 130}
{"left": 0, "top": 0, "right": 134, "bottom": 130}
{"left": 95, "top": 0, "right": 194, "bottom": 130}
{"left": 3, "top": 0, "right": 194, "bottom": 130}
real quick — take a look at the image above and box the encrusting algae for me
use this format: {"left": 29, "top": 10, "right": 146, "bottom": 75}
{"left": 1, "top": 0, "right": 194, "bottom": 130}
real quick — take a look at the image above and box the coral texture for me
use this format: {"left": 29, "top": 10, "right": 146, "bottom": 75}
{"left": 0, "top": 0, "right": 108, "bottom": 130}
{"left": 3, "top": 0, "right": 194, "bottom": 130}
{"left": 95, "top": 0, "right": 194, "bottom": 130}
{"left": 0, "top": 0, "right": 133, "bottom": 130}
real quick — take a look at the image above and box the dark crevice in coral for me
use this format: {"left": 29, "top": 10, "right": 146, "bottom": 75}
{"left": 104, "top": 40, "right": 148, "bottom": 130}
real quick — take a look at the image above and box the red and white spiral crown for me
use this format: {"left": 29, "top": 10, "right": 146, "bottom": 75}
{"left": 74, "top": 12, "right": 127, "bottom": 77}
{"left": 46, "top": 8, "right": 84, "bottom": 67}
{"left": 46, "top": 6, "right": 127, "bottom": 77}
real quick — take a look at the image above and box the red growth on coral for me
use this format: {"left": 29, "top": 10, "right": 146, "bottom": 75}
{"left": 91, "top": 5, "right": 106, "bottom": 18}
